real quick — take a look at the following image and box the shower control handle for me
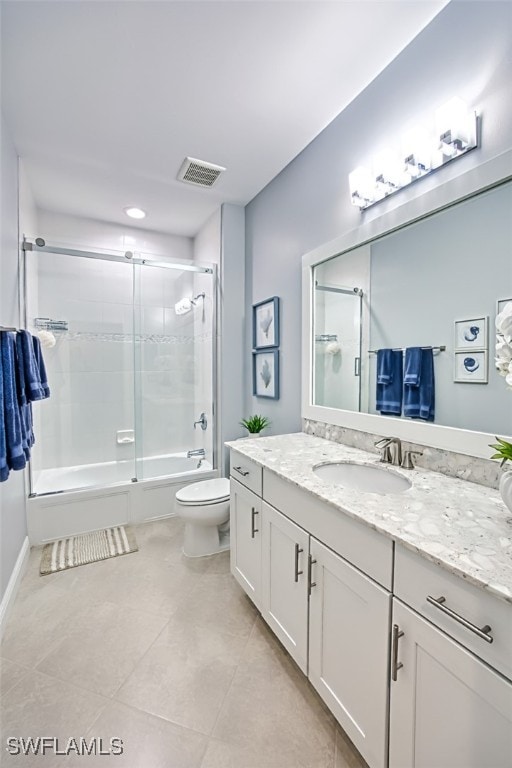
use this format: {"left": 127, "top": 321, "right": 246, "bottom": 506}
{"left": 194, "top": 412, "right": 207, "bottom": 431}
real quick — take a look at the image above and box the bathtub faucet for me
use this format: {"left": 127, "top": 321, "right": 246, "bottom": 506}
{"left": 187, "top": 448, "right": 206, "bottom": 468}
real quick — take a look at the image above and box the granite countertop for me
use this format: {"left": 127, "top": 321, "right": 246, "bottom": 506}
{"left": 226, "top": 433, "right": 512, "bottom": 605}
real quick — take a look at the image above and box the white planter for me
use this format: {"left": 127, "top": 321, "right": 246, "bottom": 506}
{"left": 499, "top": 469, "right": 512, "bottom": 515}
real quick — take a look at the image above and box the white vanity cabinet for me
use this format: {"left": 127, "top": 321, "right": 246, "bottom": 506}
{"left": 309, "top": 538, "right": 391, "bottom": 768}
{"left": 229, "top": 445, "right": 512, "bottom": 768}
{"left": 261, "top": 501, "right": 310, "bottom": 673}
{"left": 230, "top": 477, "right": 263, "bottom": 609}
{"left": 389, "top": 544, "right": 512, "bottom": 768}
{"left": 229, "top": 450, "right": 393, "bottom": 768}
{"left": 389, "top": 599, "right": 512, "bottom": 768}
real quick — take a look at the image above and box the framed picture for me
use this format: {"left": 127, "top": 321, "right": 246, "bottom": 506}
{"left": 497, "top": 298, "right": 512, "bottom": 316}
{"left": 253, "top": 350, "right": 279, "bottom": 399}
{"left": 253, "top": 296, "right": 280, "bottom": 349}
{"left": 454, "top": 350, "right": 488, "bottom": 383}
{"left": 454, "top": 317, "right": 488, "bottom": 350}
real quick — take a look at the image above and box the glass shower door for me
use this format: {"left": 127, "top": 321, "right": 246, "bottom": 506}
{"left": 25, "top": 248, "right": 137, "bottom": 494}
{"left": 313, "top": 278, "right": 363, "bottom": 412}
{"left": 134, "top": 260, "right": 215, "bottom": 481}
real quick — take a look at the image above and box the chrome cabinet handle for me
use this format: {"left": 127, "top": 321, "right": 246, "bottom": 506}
{"left": 294, "top": 544, "right": 304, "bottom": 582}
{"left": 308, "top": 555, "right": 317, "bottom": 596}
{"left": 251, "top": 507, "right": 259, "bottom": 538}
{"left": 391, "top": 624, "right": 404, "bottom": 681}
{"left": 427, "top": 595, "right": 493, "bottom": 644}
{"left": 233, "top": 466, "right": 249, "bottom": 477}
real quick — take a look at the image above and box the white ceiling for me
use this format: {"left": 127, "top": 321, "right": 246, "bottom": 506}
{"left": 1, "top": 0, "right": 449, "bottom": 238}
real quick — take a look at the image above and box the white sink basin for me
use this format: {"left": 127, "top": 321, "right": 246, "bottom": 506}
{"left": 313, "top": 461, "right": 412, "bottom": 495}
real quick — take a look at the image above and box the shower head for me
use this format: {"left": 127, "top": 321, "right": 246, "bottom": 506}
{"left": 174, "top": 293, "right": 206, "bottom": 315}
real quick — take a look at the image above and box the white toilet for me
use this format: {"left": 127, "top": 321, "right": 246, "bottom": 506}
{"left": 175, "top": 477, "right": 230, "bottom": 557}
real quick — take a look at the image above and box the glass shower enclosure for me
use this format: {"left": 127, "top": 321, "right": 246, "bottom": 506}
{"left": 313, "top": 273, "right": 363, "bottom": 412}
{"left": 23, "top": 242, "right": 217, "bottom": 495}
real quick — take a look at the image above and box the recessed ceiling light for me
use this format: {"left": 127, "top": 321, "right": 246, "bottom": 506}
{"left": 124, "top": 206, "right": 146, "bottom": 219}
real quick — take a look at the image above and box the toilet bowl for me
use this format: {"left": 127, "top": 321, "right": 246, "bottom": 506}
{"left": 175, "top": 477, "right": 230, "bottom": 557}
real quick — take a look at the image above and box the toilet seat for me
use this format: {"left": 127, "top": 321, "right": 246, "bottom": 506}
{"left": 176, "top": 477, "right": 230, "bottom": 506}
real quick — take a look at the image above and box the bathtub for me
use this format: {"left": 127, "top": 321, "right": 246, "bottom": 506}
{"left": 27, "top": 453, "right": 217, "bottom": 545}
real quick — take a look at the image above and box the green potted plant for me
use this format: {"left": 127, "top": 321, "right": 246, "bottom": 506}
{"left": 239, "top": 414, "right": 271, "bottom": 437}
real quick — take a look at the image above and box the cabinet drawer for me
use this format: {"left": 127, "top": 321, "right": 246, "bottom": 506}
{"left": 230, "top": 450, "right": 263, "bottom": 496}
{"left": 394, "top": 544, "right": 512, "bottom": 680}
{"left": 264, "top": 469, "right": 393, "bottom": 589}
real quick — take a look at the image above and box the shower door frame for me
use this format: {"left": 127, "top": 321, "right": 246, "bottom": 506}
{"left": 21, "top": 239, "right": 219, "bottom": 498}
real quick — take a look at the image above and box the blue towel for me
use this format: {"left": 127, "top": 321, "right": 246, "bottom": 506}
{"left": 403, "top": 346, "right": 422, "bottom": 386}
{"left": 403, "top": 347, "right": 435, "bottom": 421}
{"left": 32, "top": 335, "right": 50, "bottom": 399}
{"left": 1, "top": 332, "right": 26, "bottom": 471}
{"left": 376, "top": 349, "right": 403, "bottom": 415}
{"left": 0, "top": 347, "right": 9, "bottom": 482}
{"left": 17, "top": 330, "right": 44, "bottom": 401}
{"left": 13, "top": 336, "right": 32, "bottom": 460}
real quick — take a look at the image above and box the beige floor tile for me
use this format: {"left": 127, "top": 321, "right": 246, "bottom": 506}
{"left": 116, "top": 616, "right": 248, "bottom": 735}
{"left": 1, "top": 519, "right": 343, "bottom": 768}
{"left": 60, "top": 701, "right": 208, "bottom": 768}
{"left": 1, "top": 670, "right": 108, "bottom": 767}
{"left": 0, "top": 657, "right": 30, "bottom": 696}
{"left": 205, "top": 550, "right": 231, "bottom": 574}
{"left": 200, "top": 736, "right": 323, "bottom": 768}
{"left": 0, "top": 577, "right": 96, "bottom": 669}
{"left": 80, "top": 549, "right": 208, "bottom": 618}
{"left": 335, "top": 728, "right": 369, "bottom": 768}
{"left": 212, "top": 619, "right": 336, "bottom": 768}
{"left": 172, "top": 572, "right": 258, "bottom": 639}
{"left": 35, "top": 601, "right": 168, "bottom": 698}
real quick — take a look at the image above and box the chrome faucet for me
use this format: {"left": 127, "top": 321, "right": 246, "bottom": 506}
{"left": 187, "top": 447, "right": 206, "bottom": 468}
{"left": 194, "top": 412, "right": 207, "bottom": 431}
{"left": 374, "top": 437, "right": 402, "bottom": 466}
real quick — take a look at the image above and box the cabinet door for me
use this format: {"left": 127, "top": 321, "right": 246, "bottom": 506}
{"left": 389, "top": 599, "right": 512, "bottom": 768}
{"left": 230, "top": 478, "right": 262, "bottom": 608}
{"left": 261, "top": 502, "right": 309, "bottom": 673}
{"left": 309, "top": 538, "right": 391, "bottom": 768}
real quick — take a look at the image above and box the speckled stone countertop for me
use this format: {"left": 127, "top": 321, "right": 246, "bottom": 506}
{"left": 226, "top": 433, "right": 512, "bottom": 605}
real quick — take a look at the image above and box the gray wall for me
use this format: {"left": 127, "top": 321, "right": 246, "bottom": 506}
{"left": 220, "top": 204, "right": 246, "bottom": 471}
{"left": 245, "top": 1, "right": 512, "bottom": 435}
{"left": 0, "top": 112, "right": 28, "bottom": 602}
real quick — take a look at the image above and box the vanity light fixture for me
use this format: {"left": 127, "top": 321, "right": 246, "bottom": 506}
{"left": 349, "top": 97, "right": 478, "bottom": 211}
{"left": 124, "top": 206, "right": 146, "bottom": 220}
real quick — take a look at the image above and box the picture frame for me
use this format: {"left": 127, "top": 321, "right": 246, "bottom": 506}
{"left": 454, "top": 350, "right": 488, "bottom": 383}
{"left": 497, "top": 298, "right": 512, "bottom": 316}
{"left": 253, "top": 296, "right": 280, "bottom": 349}
{"left": 253, "top": 350, "right": 279, "bottom": 399}
{"left": 454, "top": 316, "right": 488, "bottom": 351}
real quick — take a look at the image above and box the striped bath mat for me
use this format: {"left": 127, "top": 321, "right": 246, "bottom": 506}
{"left": 40, "top": 526, "right": 138, "bottom": 575}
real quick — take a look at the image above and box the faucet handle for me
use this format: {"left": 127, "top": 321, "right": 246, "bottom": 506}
{"left": 401, "top": 450, "right": 423, "bottom": 469}
{"left": 374, "top": 437, "right": 393, "bottom": 464}
{"left": 380, "top": 445, "right": 393, "bottom": 464}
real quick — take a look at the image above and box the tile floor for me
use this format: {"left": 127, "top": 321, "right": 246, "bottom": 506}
{"left": 1, "top": 518, "right": 368, "bottom": 768}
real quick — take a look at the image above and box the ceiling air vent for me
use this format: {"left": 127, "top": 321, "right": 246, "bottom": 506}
{"left": 177, "top": 157, "right": 226, "bottom": 188}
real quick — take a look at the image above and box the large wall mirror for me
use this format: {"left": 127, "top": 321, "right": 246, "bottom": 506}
{"left": 303, "top": 162, "right": 512, "bottom": 458}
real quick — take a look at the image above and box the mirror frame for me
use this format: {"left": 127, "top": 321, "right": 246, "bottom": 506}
{"left": 302, "top": 150, "right": 512, "bottom": 460}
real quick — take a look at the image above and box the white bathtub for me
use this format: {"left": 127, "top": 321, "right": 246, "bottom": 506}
{"left": 27, "top": 453, "right": 217, "bottom": 545}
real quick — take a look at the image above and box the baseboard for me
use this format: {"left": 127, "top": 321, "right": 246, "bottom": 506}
{"left": 0, "top": 536, "right": 30, "bottom": 641}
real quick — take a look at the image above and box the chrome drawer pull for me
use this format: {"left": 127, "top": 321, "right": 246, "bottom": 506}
{"left": 307, "top": 555, "right": 317, "bottom": 596}
{"left": 251, "top": 507, "right": 259, "bottom": 538}
{"left": 233, "top": 466, "right": 249, "bottom": 477}
{"left": 294, "top": 544, "right": 304, "bottom": 582}
{"left": 426, "top": 595, "right": 493, "bottom": 644}
{"left": 391, "top": 624, "right": 404, "bottom": 681}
